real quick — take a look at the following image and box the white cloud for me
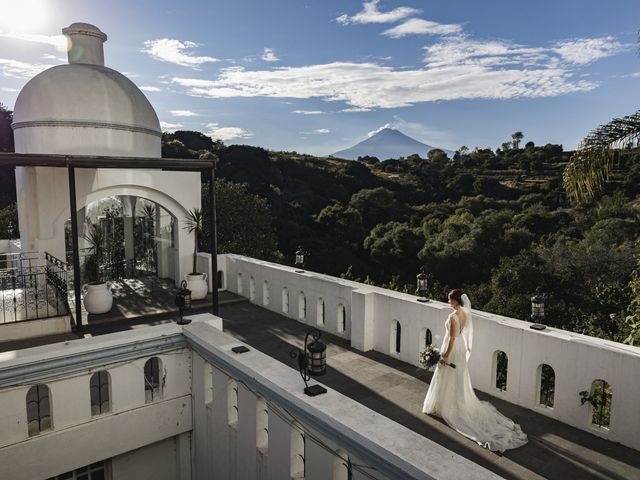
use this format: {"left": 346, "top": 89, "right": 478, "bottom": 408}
{"left": 0, "top": 32, "right": 67, "bottom": 50}
{"left": 368, "top": 123, "right": 393, "bottom": 137}
{"left": 554, "top": 37, "right": 625, "bottom": 65}
{"left": 2, "top": 87, "right": 20, "bottom": 92}
{"left": 261, "top": 48, "right": 279, "bottom": 62}
{"left": 205, "top": 123, "right": 253, "bottom": 141}
{"left": 301, "top": 128, "right": 331, "bottom": 134}
{"left": 293, "top": 110, "right": 325, "bottom": 115}
{"left": 169, "top": 109, "right": 199, "bottom": 117}
{"left": 140, "top": 86, "right": 162, "bottom": 92}
{"left": 142, "top": 39, "right": 218, "bottom": 68}
{"left": 382, "top": 18, "right": 462, "bottom": 38}
{"left": 624, "top": 71, "right": 640, "bottom": 78}
{"left": 342, "top": 107, "right": 373, "bottom": 112}
{"left": 0, "top": 58, "right": 51, "bottom": 79}
{"left": 337, "top": 0, "right": 420, "bottom": 25}
{"left": 160, "top": 121, "right": 183, "bottom": 132}
{"left": 41, "top": 53, "right": 66, "bottom": 62}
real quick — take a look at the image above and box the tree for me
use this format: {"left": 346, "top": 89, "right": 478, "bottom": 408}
{"left": 563, "top": 110, "right": 640, "bottom": 203}
{"left": 512, "top": 131, "right": 524, "bottom": 149}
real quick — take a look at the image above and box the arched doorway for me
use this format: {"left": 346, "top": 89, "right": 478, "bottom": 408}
{"left": 67, "top": 195, "right": 178, "bottom": 284}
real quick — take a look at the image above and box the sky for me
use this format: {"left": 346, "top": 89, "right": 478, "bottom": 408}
{"left": 0, "top": 0, "right": 638, "bottom": 156}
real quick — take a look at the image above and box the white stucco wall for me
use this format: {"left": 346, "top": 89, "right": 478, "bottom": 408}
{"left": 219, "top": 253, "right": 640, "bottom": 451}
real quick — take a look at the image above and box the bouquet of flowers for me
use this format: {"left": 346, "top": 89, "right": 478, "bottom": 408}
{"left": 419, "top": 344, "right": 456, "bottom": 370}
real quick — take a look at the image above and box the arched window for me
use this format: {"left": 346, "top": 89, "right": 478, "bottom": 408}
{"left": 228, "top": 379, "right": 238, "bottom": 426}
{"left": 589, "top": 379, "right": 612, "bottom": 428}
{"left": 26, "top": 384, "right": 51, "bottom": 436}
{"left": 494, "top": 351, "right": 508, "bottom": 392}
{"left": 217, "top": 270, "right": 224, "bottom": 290}
{"left": 420, "top": 328, "right": 433, "bottom": 350}
{"left": 90, "top": 371, "right": 111, "bottom": 415}
{"left": 282, "top": 287, "right": 289, "bottom": 313}
{"left": 256, "top": 397, "right": 268, "bottom": 450}
{"left": 249, "top": 276, "right": 256, "bottom": 302}
{"left": 237, "top": 273, "right": 243, "bottom": 295}
{"left": 291, "top": 426, "right": 305, "bottom": 478}
{"left": 144, "top": 357, "right": 162, "bottom": 403}
{"left": 263, "top": 280, "right": 270, "bottom": 306}
{"left": 390, "top": 320, "right": 401, "bottom": 354}
{"left": 337, "top": 304, "right": 346, "bottom": 333}
{"left": 538, "top": 364, "right": 555, "bottom": 409}
{"left": 298, "top": 292, "right": 306, "bottom": 320}
{"left": 317, "top": 298, "right": 325, "bottom": 326}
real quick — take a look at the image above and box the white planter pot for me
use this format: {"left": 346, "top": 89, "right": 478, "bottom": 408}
{"left": 185, "top": 273, "right": 208, "bottom": 300}
{"left": 83, "top": 282, "right": 113, "bottom": 314}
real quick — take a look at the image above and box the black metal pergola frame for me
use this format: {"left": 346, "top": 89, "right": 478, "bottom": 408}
{"left": 0, "top": 152, "right": 219, "bottom": 330}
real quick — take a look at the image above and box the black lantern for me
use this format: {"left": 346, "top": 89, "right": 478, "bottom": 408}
{"left": 295, "top": 246, "right": 306, "bottom": 273}
{"left": 416, "top": 267, "right": 429, "bottom": 303}
{"left": 290, "top": 328, "right": 327, "bottom": 396}
{"left": 530, "top": 289, "right": 546, "bottom": 330}
{"left": 175, "top": 280, "right": 192, "bottom": 325}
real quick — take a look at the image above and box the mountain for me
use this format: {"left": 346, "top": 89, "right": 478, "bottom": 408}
{"left": 332, "top": 128, "right": 452, "bottom": 160}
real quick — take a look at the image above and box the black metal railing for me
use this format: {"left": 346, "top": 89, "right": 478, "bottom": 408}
{"left": 74, "top": 248, "right": 157, "bottom": 284}
{"left": 0, "top": 252, "right": 69, "bottom": 324}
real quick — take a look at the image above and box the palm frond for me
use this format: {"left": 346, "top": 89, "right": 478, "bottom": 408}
{"left": 563, "top": 110, "right": 640, "bottom": 203}
{"left": 183, "top": 208, "right": 203, "bottom": 234}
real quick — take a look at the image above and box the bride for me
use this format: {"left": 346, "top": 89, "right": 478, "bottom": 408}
{"left": 422, "top": 289, "right": 528, "bottom": 452}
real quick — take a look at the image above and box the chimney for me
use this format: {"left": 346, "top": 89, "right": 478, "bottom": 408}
{"left": 62, "top": 23, "right": 107, "bottom": 66}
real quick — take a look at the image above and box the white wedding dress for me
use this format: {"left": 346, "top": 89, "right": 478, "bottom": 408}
{"left": 422, "top": 296, "right": 527, "bottom": 452}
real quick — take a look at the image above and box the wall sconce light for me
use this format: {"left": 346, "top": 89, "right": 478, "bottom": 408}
{"left": 290, "top": 328, "right": 327, "bottom": 396}
{"left": 416, "top": 266, "right": 429, "bottom": 302}
{"left": 530, "top": 288, "right": 546, "bottom": 331}
{"left": 295, "top": 246, "right": 306, "bottom": 273}
{"left": 175, "top": 279, "right": 192, "bottom": 325}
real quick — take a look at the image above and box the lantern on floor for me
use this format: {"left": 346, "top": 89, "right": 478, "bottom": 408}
{"left": 290, "top": 328, "right": 327, "bottom": 396}
{"left": 416, "top": 267, "right": 429, "bottom": 302}
{"left": 175, "top": 280, "right": 192, "bottom": 325}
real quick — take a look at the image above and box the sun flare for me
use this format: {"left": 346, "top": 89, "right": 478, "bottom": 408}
{"left": 0, "top": 0, "right": 49, "bottom": 33}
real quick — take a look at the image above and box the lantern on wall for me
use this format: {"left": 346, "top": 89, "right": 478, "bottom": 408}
{"left": 290, "top": 328, "right": 327, "bottom": 396}
{"left": 295, "top": 246, "right": 306, "bottom": 273}
{"left": 416, "top": 267, "right": 429, "bottom": 303}
{"left": 530, "top": 289, "right": 546, "bottom": 330}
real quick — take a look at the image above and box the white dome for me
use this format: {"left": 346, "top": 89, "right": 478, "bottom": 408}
{"left": 12, "top": 23, "right": 161, "bottom": 157}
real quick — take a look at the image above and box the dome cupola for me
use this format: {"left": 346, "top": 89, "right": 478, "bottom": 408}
{"left": 12, "top": 23, "right": 161, "bottom": 158}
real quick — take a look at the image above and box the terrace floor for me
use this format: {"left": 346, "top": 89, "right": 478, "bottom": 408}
{"left": 2, "top": 294, "right": 639, "bottom": 480}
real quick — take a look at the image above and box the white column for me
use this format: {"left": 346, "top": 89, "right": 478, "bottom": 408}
{"left": 267, "top": 410, "right": 294, "bottom": 480}
{"left": 211, "top": 368, "right": 231, "bottom": 479}
{"left": 305, "top": 436, "right": 336, "bottom": 480}
{"left": 121, "top": 196, "right": 137, "bottom": 261}
{"left": 236, "top": 384, "right": 258, "bottom": 480}
{"left": 191, "top": 354, "right": 210, "bottom": 480}
{"left": 175, "top": 432, "right": 192, "bottom": 480}
{"left": 350, "top": 290, "right": 375, "bottom": 352}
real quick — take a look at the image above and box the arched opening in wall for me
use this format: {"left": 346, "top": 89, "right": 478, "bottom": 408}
{"left": 317, "top": 298, "right": 325, "bottom": 326}
{"left": 249, "top": 276, "right": 256, "bottom": 302}
{"left": 228, "top": 379, "right": 238, "bottom": 426}
{"left": 537, "top": 364, "right": 555, "bottom": 409}
{"left": 263, "top": 280, "right": 270, "bottom": 306}
{"left": 282, "top": 287, "right": 289, "bottom": 313}
{"left": 390, "top": 320, "right": 401, "bottom": 354}
{"left": 237, "top": 273, "right": 243, "bottom": 295}
{"left": 256, "top": 397, "right": 268, "bottom": 450}
{"left": 333, "top": 449, "right": 352, "bottom": 480}
{"left": 589, "top": 379, "right": 612, "bottom": 429}
{"left": 26, "top": 384, "right": 52, "bottom": 436}
{"left": 89, "top": 370, "right": 111, "bottom": 415}
{"left": 419, "top": 328, "right": 433, "bottom": 351}
{"left": 337, "top": 304, "right": 346, "bottom": 333}
{"left": 217, "top": 270, "right": 224, "bottom": 290}
{"left": 69, "top": 195, "right": 177, "bottom": 284}
{"left": 290, "top": 424, "right": 305, "bottom": 478}
{"left": 298, "top": 292, "right": 306, "bottom": 320}
{"left": 144, "top": 357, "right": 162, "bottom": 403}
{"left": 493, "top": 351, "right": 508, "bottom": 392}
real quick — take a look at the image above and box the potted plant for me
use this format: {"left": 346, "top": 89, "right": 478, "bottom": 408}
{"left": 183, "top": 208, "right": 208, "bottom": 300}
{"left": 82, "top": 221, "right": 113, "bottom": 314}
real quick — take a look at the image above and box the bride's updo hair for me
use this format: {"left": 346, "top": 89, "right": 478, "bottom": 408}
{"left": 448, "top": 288, "right": 464, "bottom": 306}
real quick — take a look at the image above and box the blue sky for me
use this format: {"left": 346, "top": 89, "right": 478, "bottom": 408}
{"left": 0, "top": 0, "right": 639, "bottom": 155}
